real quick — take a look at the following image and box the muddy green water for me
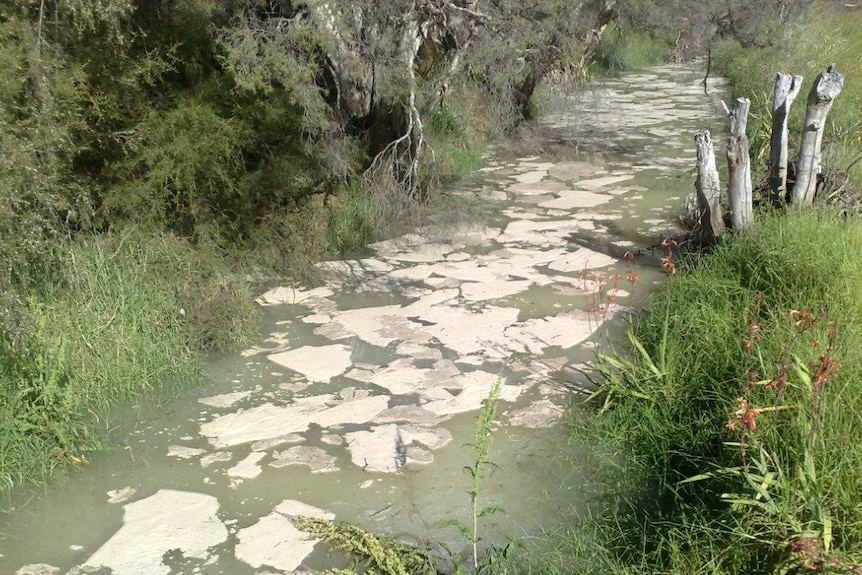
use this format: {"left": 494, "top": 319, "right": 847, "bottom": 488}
{"left": 1, "top": 64, "right": 728, "bottom": 575}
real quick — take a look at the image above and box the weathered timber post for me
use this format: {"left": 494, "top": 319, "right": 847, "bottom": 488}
{"left": 792, "top": 64, "right": 845, "bottom": 206}
{"left": 726, "top": 98, "right": 754, "bottom": 230}
{"left": 769, "top": 73, "right": 803, "bottom": 203}
{"left": 695, "top": 130, "right": 725, "bottom": 243}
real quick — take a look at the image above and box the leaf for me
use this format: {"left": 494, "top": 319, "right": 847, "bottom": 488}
{"left": 440, "top": 519, "right": 472, "bottom": 540}
{"left": 821, "top": 514, "right": 832, "bottom": 554}
{"left": 628, "top": 330, "right": 664, "bottom": 379}
{"left": 678, "top": 472, "right": 717, "bottom": 485}
{"left": 478, "top": 504, "right": 506, "bottom": 518}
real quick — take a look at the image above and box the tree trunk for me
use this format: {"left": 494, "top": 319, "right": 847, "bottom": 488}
{"left": 513, "top": 65, "right": 541, "bottom": 122}
{"left": 769, "top": 73, "right": 802, "bottom": 204}
{"left": 792, "top": 64, "right": 844, "bottom": 206}
{"left": 695, "top": 130, "right": 725, "bottom": 244}
{"left": 727, "top": 98, "right": 753, "bottom": 230}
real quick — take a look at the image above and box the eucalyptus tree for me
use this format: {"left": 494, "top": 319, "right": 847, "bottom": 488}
{"left": 218, "top": 0, "right": 617, "bottom": 202}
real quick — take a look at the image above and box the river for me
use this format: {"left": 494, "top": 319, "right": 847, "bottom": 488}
{"left": 2, "top": 63, "right": 727, "bottom": 575}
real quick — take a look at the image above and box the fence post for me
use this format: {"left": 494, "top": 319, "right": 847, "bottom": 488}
{"left": 727, "top": 98, "right": 754, "bottom": 230}
{"left": 792, "top": 64, "right": 844, "bottom": 206}
{"left": 695, "top": 130, "right": 725, "bottom": 243}
{"left": 769, "top": 73, "right": 803, "bottom": 204}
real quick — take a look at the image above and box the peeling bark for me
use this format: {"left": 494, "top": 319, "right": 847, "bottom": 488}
{"left": 695, "top": 130, "right": 725, "bottom": 244}
{"left": 769, "top": 72, "right": 802, "bottom": 204}
{"left": 727, "top": 98, "right": 753, "bottom": 231}
{"left": 792, "top": 64, "right": 844, "bottom": 206}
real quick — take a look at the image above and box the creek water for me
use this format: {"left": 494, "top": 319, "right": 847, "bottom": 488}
{"left": 1, "top": 63, "right": 728, "bottom": 575}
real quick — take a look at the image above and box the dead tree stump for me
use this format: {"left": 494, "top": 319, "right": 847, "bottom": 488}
{"left": 727, "top": 98, "right": 754, "bottom": 230}
{"left": 695, "top": 130, "right": 725, "bottom": 243}
{"left": 792, "top": 64, "right": 845, "bottom": 206}
{"left": 769, "top": 73, "right": 803, "bottom": 204}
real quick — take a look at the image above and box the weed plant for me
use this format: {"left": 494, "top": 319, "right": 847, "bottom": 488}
{"left": 294, "top": 380, "right": 508, "bottom": 575}
{"left": 573, "top": 208, "right": 862, "bottom": 573}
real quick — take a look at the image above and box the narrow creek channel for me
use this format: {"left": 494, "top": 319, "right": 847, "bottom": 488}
{"left": 2, "top": 63, "right": 728, "bottom": 575}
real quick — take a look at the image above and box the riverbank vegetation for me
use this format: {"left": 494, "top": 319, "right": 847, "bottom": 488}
{"left": 557, "top": 208, "right": 862, "bottom": 574}
{"left": 0, "top": 0, "right": 624, "bottom": 492}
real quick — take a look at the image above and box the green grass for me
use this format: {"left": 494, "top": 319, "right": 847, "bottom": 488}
{"left": 712, "top": 4, "right": 862, "bottom": 188}
{"left": 564, "top": 208, "right": 862, "bottom": 574}
{"left": 0, "top": 228, "right": 257, "bottom": 490}
{"left": 590, "top": 22, "right": 672, "bottom": 76}
{"left": 425, "top": 101, "right": 485, "bottom": 186}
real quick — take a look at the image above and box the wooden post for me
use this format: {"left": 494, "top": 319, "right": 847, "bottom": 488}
{"left": 792, "top": 64, "right": 845, "bottom": 206}
{"left": 727, "top": 98, "right": 754, "bottom": 230}
{"left": 769, "top": 73, "right": 803, "bottom": 204}
{"left": 695, "top": 130, "right": 725, "bottom": 243}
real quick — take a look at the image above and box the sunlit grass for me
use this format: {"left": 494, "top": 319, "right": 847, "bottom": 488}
{"left": 713, "top": 5, "right": 862, "bottom": 187}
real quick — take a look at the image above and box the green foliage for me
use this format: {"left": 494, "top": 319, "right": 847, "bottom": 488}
{"left": 0, "top": 228, "right": 256, "bottom": 489}
{"left": 712, "top": 4, "right": 862, "bottom": 188}
{"left": 0, "top": 15, "right": 90, "bottom": 292}
{"left": 590, "top": 22, "right": 671, "bottom": 75}
{"left": 425, "top": 101, "right": 484, "bottom": 185}
{"left": 105, "top": 98, "right": 252, "bottom": 239}
{"left": 440, "top": 378, "right": 513, "bottom": 574}
{"left": 574, "top": 209, "right": 862, "bottom": 573}
{"left": 293, "top": 516, "right": 436, "bottom": 575}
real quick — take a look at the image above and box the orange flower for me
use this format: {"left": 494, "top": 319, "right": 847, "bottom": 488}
{"left": 660, "top": 256, "right": 676, "bottom": 275}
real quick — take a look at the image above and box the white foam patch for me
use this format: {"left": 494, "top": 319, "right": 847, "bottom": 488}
{"left": 324, "top": 306, "right": 424, "bottom": 348}
{"left": 257, "top": 286, "right": 333, "bottom": 306}
{"left": 422, "top": 372, "right": 521, "bottom": 416}
{"left": 166, "top": 445, "right": 205, "bottom": 459}
{"left": 548, "top": 161, "right": 606, "bottom": 181}
{"left": 84, "top": 490, "right": 227, "bottom": 575}
{"left": 309, "top": 395, "right": 390, "bottom": 428}
{"left": 198, "top": 390, "right": 252, "bottom": 408}
{"left": 344, "top": 424, "right": 403, "bottom": 472}
{"left": 270, "top": 446, "right": 339, "bottom": 473}
{"left": 507, "top": 399, "right": 565, "bottom": 428}
{"left": 227, "top": 451, "right": 266, "bottom": 483}
{"left": 352, "top": 357, "right": 461, "bottom": 397}
{"left": 460, "top": 279, "right": 532, "bottom": 302}
{"left": 200, "top": 395, "right": 332, "bottom": 448}
{"left": 575, "top": 174, "right": 635, "bottom": 191}
{"left": 268, "top": 344, "right": 353, "bottom": 382}
{"left": 418, "top": 305, "right": 521, "bottom": 358}
{"left": 235, "top": 500, "right": 334, "bottom": 572}
{"left": 512, "top": 170, "right": 548, "bottom": 184}
{"left": 506, "top": 181, "right": 569, "bottom": 195}
{"left": 538, "top": 190, "right": 614, "bottom": 210}
{"left": 547, "top": 247, "right": 618, "bottom": 273}
{"left": 504, "top": 311, "right": 604, "bottom": 353}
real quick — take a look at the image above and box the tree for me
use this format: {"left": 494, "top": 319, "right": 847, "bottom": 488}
{"left": 218, "top": 0, "right": 617, "bottom": 203}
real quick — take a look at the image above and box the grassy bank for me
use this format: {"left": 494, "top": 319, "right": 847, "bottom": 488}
{"left": 558, "top": 208, "right": 862, "bottom": 574}
{"left": 0, "top": 230, "right": 258, "bottom": 490}
{"left": 712, "top": 4, "right": 862, "bottom": 189}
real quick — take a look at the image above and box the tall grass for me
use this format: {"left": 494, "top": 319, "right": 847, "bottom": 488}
{"left": 712, "top": 5, "right": 862, "bottom": 188}
{"left": 0, "top": 228, "right": 257, "bottom": 489}
{"left": 590, "top": 22, "right": 672, "bottom": 76}
{"left": 569, "top": 208, "right": 862, "bottom": 574}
